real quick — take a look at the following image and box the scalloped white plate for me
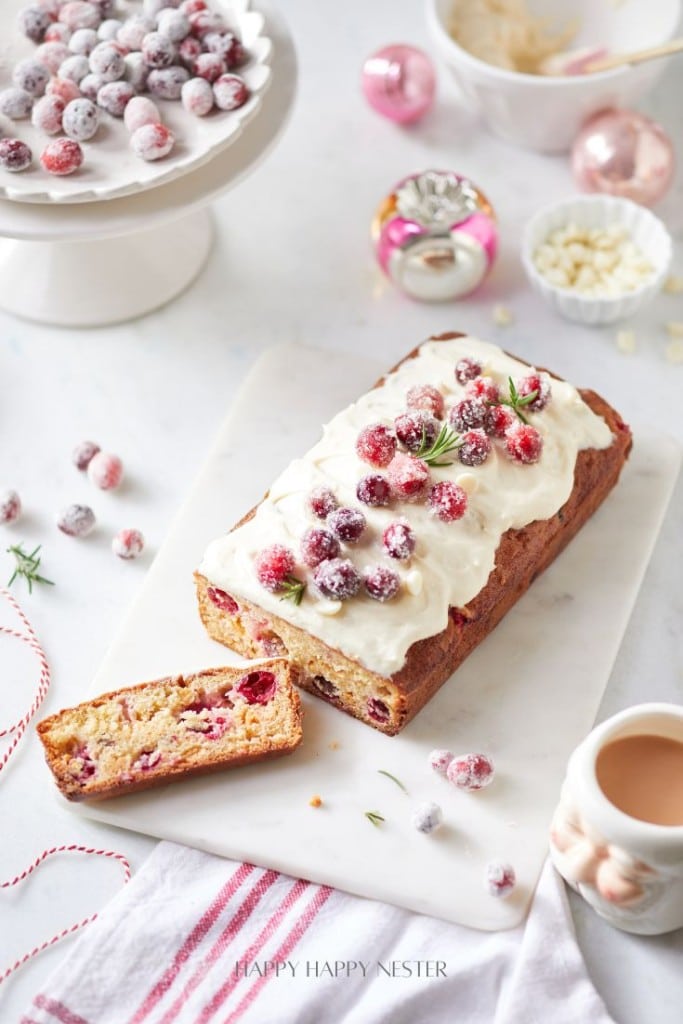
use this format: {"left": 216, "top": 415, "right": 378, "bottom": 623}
{"left": 0, "top": 0, "right": 272, "bottom": 203}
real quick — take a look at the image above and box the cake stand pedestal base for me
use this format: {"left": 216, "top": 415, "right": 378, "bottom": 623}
{"left": 0, "top": 208, "right": 214, "bottom": 328}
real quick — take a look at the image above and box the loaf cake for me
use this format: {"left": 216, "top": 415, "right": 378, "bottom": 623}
{"left": 196, "top": 333, "right": 632, "bottom": 735}
{"left": 37, "top": 661, "right": 302, "bottom": 801}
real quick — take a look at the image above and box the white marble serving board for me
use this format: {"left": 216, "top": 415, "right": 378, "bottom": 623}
{"left": 73, "top": 344, "right": 681, "bottom": 930}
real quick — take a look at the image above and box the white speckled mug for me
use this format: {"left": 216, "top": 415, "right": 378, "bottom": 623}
{"left": 549, "top": 704, "right": 683, "bottom": 935}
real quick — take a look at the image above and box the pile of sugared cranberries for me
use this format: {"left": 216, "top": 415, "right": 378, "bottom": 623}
{"left": 0, "top": 0, "right": 252, "bottom": 174}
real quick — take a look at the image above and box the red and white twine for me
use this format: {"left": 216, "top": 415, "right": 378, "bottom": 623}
{"left": 0, "top": 588, "right": 132, "bottom": 986}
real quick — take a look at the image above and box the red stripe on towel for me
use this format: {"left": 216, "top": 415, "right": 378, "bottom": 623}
{"left": 33, "top": 994, "right": 90, "bottom": 1024}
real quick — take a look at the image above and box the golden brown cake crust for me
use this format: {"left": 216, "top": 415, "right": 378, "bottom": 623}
{"left": 196, "top": 334, "right": 632, "bottom": 734}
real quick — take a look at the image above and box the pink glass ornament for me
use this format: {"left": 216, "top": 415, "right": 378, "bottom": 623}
{"left": 572, "top": 109, "right": 675, "bottom": 208}
{"left": 362, "top": 44, "right": 436, "bottom": 125}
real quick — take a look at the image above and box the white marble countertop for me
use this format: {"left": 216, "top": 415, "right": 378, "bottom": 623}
{"left": 0, "top": 0, "right": 681, "bottom": 1020}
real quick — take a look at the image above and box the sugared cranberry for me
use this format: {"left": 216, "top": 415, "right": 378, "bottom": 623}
{"left": 62, "top": 97, "right": 98, "bottom": 140}
{"left": 455, "top": 357, "right": 482, "bottom": 384}
{"left": 382, "top": 520, "right": 415, "bottom": 560}
{"left": 45, "top": 22, "right": 71, "bottom": 43}
{"left": 36, "top": 42, "right": 71, "bottom": 74}
{"left": 69, "top": 27, "right": 98, "bottom": 56}
{"left": 0, "top": 87, "right": 34, "bottom": 120}
{"left": 181, "top": 76, "right": 214, "bottom": 116}
{"left": 117, "top": 14, "right": 155, "bottom": 52}
{"left": 367, "top": 697, "right": 390, "bottom": 723}
{"left": 0, "top": 490, "right": 22, "bottom": 525}
{"left": 204, "top": 31, "right": 245, "bottom": 68}
{"left": 31, "top": 94, "right": 66, "bottom": 135}
{"left": 180, "top": 0, "right": 207, "bottom": 14}
{"left": 72, "top": 439, "right": 100, "bottom": 471}
{"left": 355, "top": 423, "right": 397, "bottom": 468}
{"left": 178, "top": 35, "right": 202, "bottom": 67}
{"left": 88, "top": 451, "right": 123, "bottom": 489}
{"left": 0, "top": 139, "right": 33, "bottom": 172}
{"left": 130, "top": 122, "right": 174, "bottom": 161}
{"left": 112, "top": 528, "right": 144, "bottom": 559}
{"left": 18, "top": 6, "right": 53, "bottom": 44}
{"left": 141, "top": 31, "right": 176, "bottom": 68}
{"left": 97, "top": 81, "right": 135, "bottom": 117}
{"left": 447, "top": 752, "right": 495, "bottom": 791}
{"left": 59, "top": 1, "right": 101, "bottom": 32}
{"left": 194, "top": 52, "right": 225, "bottom": 82}
{"left": 307, "top": 486, "right": 338, "bottom": 520}
{"left": 504, "top": 422, "right": 543, "bottom": 464}
{"left": 123, "top": 96, "right": 160, "bottom": 133}
{"left": 406, "top": 384, "right": 445, "bottom": 420}
{"left": 57, "top": 503, "right": 96, "bottom": 537}
{"left": 156, "top": 9, "right": 190, "bottom": 43}
{"left": 13, "top": 58, "right": 50, "bottom": 96}
{"left": 300, "top": 527, "right": 340, "bottom": 567}
{"left": 46, "top": 77, "right": 81, "bottom": 103}
{"left": 485, "top": 861, "right": 516, "bottom": 898}
{"left": 449, "top": 398, "right": 486, "bottom": 432}
{"left": 189, "top": 9, "right": 226, "bottom": 38}
{"left": 207, "top": 586, "right": 238, "bottom": 614}
{"left": 313, "top": 557, "right": 361, "bottom": 600}
{"left": 356, "top": 474, "right": 390, "bottom": 507}
{"left": 236, "top": 670, "right": 276, "bottom": 705}
{"left": 58, "top": 55, "right": 90, "bottom": 85}
{"left": 327, "top": 507, "right": 366, "bottom": 543}
{"left": 40, "top": 137, "right": 83, "bottom": 175}
{"left": 147, "top": 67, "right": 190, "bottom": 101}
{"left": 394, "top": 410, "right": 438, "bottom": 453}
{"left": 465, "top": 376, "right": 500, "bottom": 404}
{"left": 429, "top": 749, "right": 454, "bottom": 777}
{"left": 458, "top": 429, "right": 491, "bottom": 467}
{"left": 517, "top": 373, "right": 551, "bottom": 412}
{"left": 213, "top": 71, "right": 248, "bottom": 109}
{"left": 254, "top": 544, "right": 295, "bottom": 591}
{"left": 386, "top": 452, "right": 430, "bottom": 501}
{"left": 484, "top": 404, "right": 516, "bottom": 438}
{"left": 363, "top": 565, "right": 400, "bottom": 602}
{"left": 412, "top": 801, "right": 443, "bottom": 834}
{"left": 427, "top": 481, "right": 468, "bottom": 523}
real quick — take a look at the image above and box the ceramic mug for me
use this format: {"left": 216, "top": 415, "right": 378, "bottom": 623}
{"left": 549, "top": 703, "right": 683, "bottom": 935}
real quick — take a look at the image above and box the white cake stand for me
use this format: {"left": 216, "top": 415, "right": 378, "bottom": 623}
{"left": 0, "top": 4, "right": 296, "bottom": 327}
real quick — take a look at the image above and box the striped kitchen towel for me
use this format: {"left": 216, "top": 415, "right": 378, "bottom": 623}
{"left": 23, "top": 842, "right": 614, "bottom": 1024}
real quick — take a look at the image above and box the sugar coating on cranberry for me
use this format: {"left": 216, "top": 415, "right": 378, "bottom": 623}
{"left": 412, "top": 801, "right": 443, "bottom": 835}
{"left": 356, "top": 423, "right": 397, "bottom": 468}
{"left": 427, "top": 481, "right": 468, "bottom": 523}
{"left": 123, "top": 52, "right": 150, "bottom": 91}
{"left": 156, "top": 9, "right": 190, "bottom": 42}
{"left": 356, "top": 473, "right": 391, "bottom": 507}
{"left": 406, "top": 384, "right": 445, "bottom": 420}
{"left": 178, "top": 34, "right": 202, "bottom": 67}
{"left": 97, "top": 81, "right": 134, "bottom": 117}
{"left": 485, "top": 861, "right": 516, "bottom": 899}
{"left": 62, "top": 97, "right": 98, "bottom": 140}
{"left": 17, "top": 5, "right": 53, "bottom": 43}
{"left": 13, "top": 59, "right": 50, "bottom": 97}
{"left": 387, "top": 452, "right": 430, "bottom": 501}
{"left": 123, "top": 95, "right": 159, "bottom": 133}
{"left": 307, "top": 486, "right": 338, "bottom": 520}
{"left": 40, "top": 137, "right": 83, "bottom": 174}
{"left": 504, "top": 422, "right": 543, "bottom": 465}
{"left": 0, "top": 87, "right": 34, "bottom": 120}
{"left": 89, "top": 41, "right": 125, "bottom": 82}
{"left": 0, "top": 139, "right": 33, "bottom": 172}
{"left": 36, "top": 42, "right": 72, "bottom": 74}
{"left": 363, "top": 565, "right": 400, "bottom": 602}
{"left": 112, "top": 528, "right": 144, "bottom": 559}
{"left": 44, "top": 23, "right": 72, "bottom": 44}
{"left": 59, "top": 55, "right": 91, "bottom": 84}
{"left": 141, "top": 31, "right": 176, "bottom": 68}
{"left": 517, "top": 373, "right": 551, "bottom": 412}
{"left": 46, "top": 77, "right": 82, "bottom": 104}
{"left": 117, "top": 15, "right": 155, "bottom": 51}
{"left": 382, "top": 519, "right": 415, "bottom": 560}
{"left": 429, "top": 749, "right": 454, "bottom": 777}
{"left": 98, "top": 18, "right": 122, "bottom": 42}
{"left": 367, "top": 697, "right": 390, "bottom": 723}
{"left": 0, "top": 490, "right": 22, "bottom": 525}
{"left": 204, "top": 31, "right": 245, "bottom": 68}
{"left": 327, "top": 506, "right": 366, "bottom": 543}
{"left": 69, "top": 27, "right": 99, "bottom": 55}
{"left": 180, "top": 0, "right": 207, "bottom": 14}
{"left": 59, "top": 2, "right": 101, "bottom": 32}
{"left": 254, "top": 543, "right": 295, "bottom": 591}
{"left": 458, "top": 429, "right": 491, "bottom": 468}
{"left": 313, "top": 557, "right": 361, "bottom": 600}
{"left": 87, "top": 450, "right": 123, "bottom": 489}
{"left": 213, "top": 72, "right": 249, "bottom": 111}
{"left": 236, "top": 669, "right": 277, "bottom": 705}
{"left": 484, "top": 403, "right": 516, "bottom": 438}
{"left": 455, "top": 357, "right": 482, "bottom": 385}
{"left": 181, "top": 75, "right": 214, "bottom": 115}
{"left": 57, "top": 503, "right": 96, "bottom": 537}
{"left": 395, "top": 410, "right": 438, "bottom": 453}
{"left": 300, "top": 527, "right": 340, "bottom": 568}
{"left": 193, "top": 52, "right": 225, "bottom": 82}
{"left": 189, "top": 9, "right": 226, "bottom": 38}
{"left": 447, "top": 752, "right": 495, "bottom": 791}
{"left": 130, "top": 122, "right": 174, "bottom": 160}
{"left": 449, "top": 398, "right": 487, "bottom": 432}
{"left": 206, "top": 585, "right": 238, "bottom": 614}
{"left": 465, "top": 376, "right": 500, "bottom": 405}
{"left": 79, "top": 71, "right": 105, "bottom": 100}
{"left": 147, "top": 66, "right": 189, "bottom": 100}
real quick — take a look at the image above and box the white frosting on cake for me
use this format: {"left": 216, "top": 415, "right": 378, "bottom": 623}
{"left": 200, "top": 337, "right": 613, "bottom": 676}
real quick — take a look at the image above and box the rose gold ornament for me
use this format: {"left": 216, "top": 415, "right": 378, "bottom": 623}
{"left": 572, "top": 109, "right": 675, "bottom": 207}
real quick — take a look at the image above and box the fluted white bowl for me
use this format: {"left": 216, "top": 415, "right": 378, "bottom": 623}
{"left": 521, "top": 195, "right": 672, "bottom": 326}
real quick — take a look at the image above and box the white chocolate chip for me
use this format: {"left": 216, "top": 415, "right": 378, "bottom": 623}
{"left": 492, "top": 303, "right": 514, "bottom": 327}
{"left": 534, "top": 221, "right": 654, "bottom": 297}
{"left": 616, "top": 329, "right": 636, "bottom": 354}
{"left": 405, "top": 569, "right": 423, "bottom": 596}
{"left": 317, "top": 599, "right": 342, "bottom": 616}
{"left": 456, "top": 472, "right": 479, "bottom": 494}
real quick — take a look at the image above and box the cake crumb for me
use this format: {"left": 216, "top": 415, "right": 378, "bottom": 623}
{"left": 663, "top": 274, "right": 683, "bottom": 294}
{"left": 492, "top": 303, "right": 514, "bottom": 327}
{"left": 309, "top": 795, "right": 323, "bottom": 808}
{"left": 665, "top": 339, "right": 683, "bottom": 364}
{"left": 616, "top": 329, "right": 636, "bottom": 354}
{"left": 328, "top": 740, "right": 340, "bottom": 750}
{"left": 665, "top": 321, "right": 683, "bottom": 338}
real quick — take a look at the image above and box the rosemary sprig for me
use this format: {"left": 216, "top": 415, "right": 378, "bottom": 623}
{"left": 416, "top": 423, "right": 462, "bottom": 467}
{"left": 377, "top": 769, "right": 408, "bottom": 794}
{"left": 365, "top": 810, "right": 385, "bottom": 828}
{"left": 6, "top": 544, "right": 55, "bottom": 594}
{"left": 497, "top": 376, "right": 538, "bottom": 425}
{"left": 278, "top": 574, "right": 306, "bottom": 606}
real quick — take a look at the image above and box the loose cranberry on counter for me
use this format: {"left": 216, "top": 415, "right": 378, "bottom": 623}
{"left": 313, "top": 557, "right": 361, "bottom": 600}
{"left": 447, "top": 752, "right": 495, "bottom": 791}
{"left": 0, "top": 490, "right": 22, "bottom": 525}
{"left": 141, "top": 31, "right": 176, "bottom": 69}
{"left": 87, "top": 450, "right": 123, "bottom": 489}
{"left": 0, "top": 138, "right": 33, "bottom": 172}
{"left": 504, "top": 422, "right": 543, "bottom": 465}
{"left": 406, "top": 384, "right": 444, "bottom": 420}
{"left": 17, "top": 5, "right": 53, "bottom": 44}
{"left": 57, "top": 503, "right": 96, "bottom": 537}
{"left": 72, "top": 440, "right": 100, "bottom": 470}
{"left": 455, "top": 357, "right": 482, "bottom": 385}
{"left": 13, "top": 58, "right": 50, "bottom": 97}
{"left": 382, "top": 520, "right": 415, "bottom": 560}
{"left": 427, "top": 481, "right": 468, "bottom": 523}
{"left": 112, "top": 527, "right": 144, "bottom": 559}
{"left": 429, "top": 749, "right": 454, "bottom": 777}
{"left": 355, "top": 423, "right": 397, "bottom": 468}
{"left": 485, "top": 861, "right": 516, "bottom": 898}
{"left": 46, "top": 77, "right": 81, "bottom": 103}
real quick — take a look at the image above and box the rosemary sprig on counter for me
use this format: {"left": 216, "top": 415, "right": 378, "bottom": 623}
{"left": 6, "top": 544, "right": 55, "bottom": 594}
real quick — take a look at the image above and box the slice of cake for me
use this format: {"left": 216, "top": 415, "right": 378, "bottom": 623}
{"left": 37, "top": 661, "right": 302, "bottom": 801}
{"left": 196, "top": 333, "right": 632, "bottom": 735}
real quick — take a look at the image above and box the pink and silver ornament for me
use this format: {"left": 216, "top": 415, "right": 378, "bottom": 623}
{"left": 372, "top": 170, "right": 498, "bottom": 301}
